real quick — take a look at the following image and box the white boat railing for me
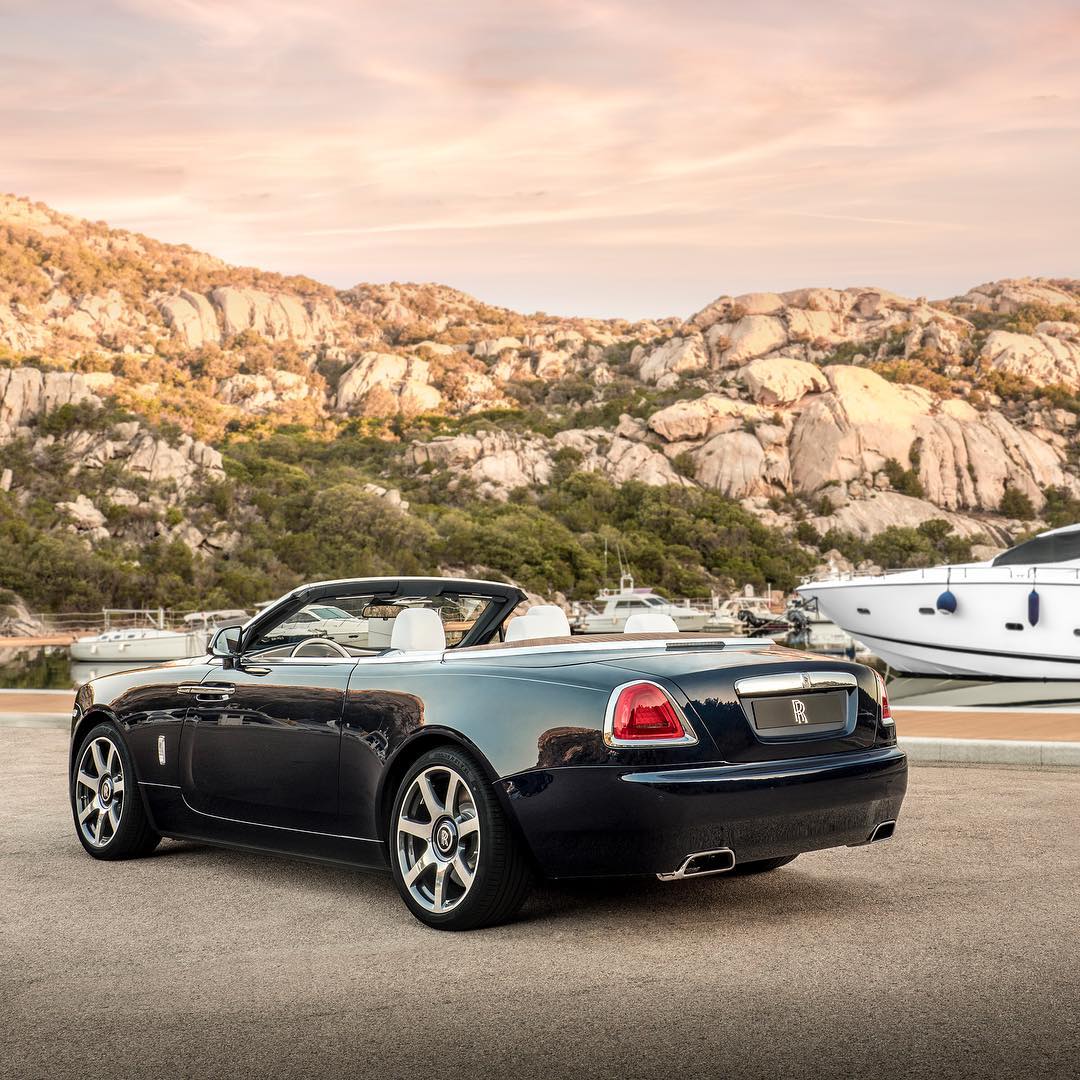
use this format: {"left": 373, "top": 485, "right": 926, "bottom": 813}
{"left": 802, "top": 564, "right": 1080, "bottom": 585}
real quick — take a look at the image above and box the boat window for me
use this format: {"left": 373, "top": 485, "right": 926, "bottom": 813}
{"left": 1005, "top": 622, "right": 1024, "bottom": 631}
{"left": 644, "top": 597, "right": 666, "bottom": 607}
{"left": 918, "top": 607, "right": 935, "bottom": 615}
{"left": 993, "top": 529, "right": 1080, "bottom": 566}
{"left": 246, "top": 592, "right": 499, "bottom": 656}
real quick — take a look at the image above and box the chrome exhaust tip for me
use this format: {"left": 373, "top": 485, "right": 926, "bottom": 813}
{"left": 869, "top": 820, "right": 896, "bottom": 843}
{"left": 657, "top": 847, "right": 736, "bottom": 881}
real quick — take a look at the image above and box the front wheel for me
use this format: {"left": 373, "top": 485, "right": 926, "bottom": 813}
{"left": 389, "top": 746, "right": 531, "bottom": 930}
{"left": 71, "top": 722, "right": 160, "bottom": 860}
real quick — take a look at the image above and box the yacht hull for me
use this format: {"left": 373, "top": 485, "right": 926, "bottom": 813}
{"left": 69, "top": 631, "right": 208, "bottom": 662}
{"left": 798, "top": 576, "right": 1080, "bottom": 679}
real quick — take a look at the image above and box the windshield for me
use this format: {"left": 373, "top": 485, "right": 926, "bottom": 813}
{"left": 993, "top": 529, "right": 1080, "bottom": 567}
{"left": 249, "top": 593, "right": 498, "bottom": 655}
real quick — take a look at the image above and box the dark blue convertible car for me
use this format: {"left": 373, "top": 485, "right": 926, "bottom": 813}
{"left": 70, "top": 576, "right": 907, "bottom": 930}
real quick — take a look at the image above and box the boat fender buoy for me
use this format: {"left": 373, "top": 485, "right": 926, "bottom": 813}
{"left": 936, "top": 589, "right": 957, "bottom": 613}
{"left": 1028, "top": 588, "right": 1040, "bottom": 627}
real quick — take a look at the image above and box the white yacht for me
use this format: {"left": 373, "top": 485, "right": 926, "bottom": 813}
{"left": 796, "top": 524, "right": 1080, "bottom": 679}
{"left": 573, "top": 576, "right": 710, "bottom": 633}
{"left": 69, "top": 609, "right": 248, "bottom": 662}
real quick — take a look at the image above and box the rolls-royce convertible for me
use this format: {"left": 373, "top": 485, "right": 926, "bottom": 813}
{"left": 69, "top": 576, "right": 907, "bottom": 930}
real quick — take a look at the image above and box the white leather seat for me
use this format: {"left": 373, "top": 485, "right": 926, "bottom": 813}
{"left": 504, "top": 605, "right": 572, "bottom": 642}
{"left": 389, "top": 607, "right": 446, "bottom": 652}
{"left": 623, "top": 612, "right": 679, "bottom": 633}
{"left": 504, "top": 615, "right": 538, "bottom": 642}
{"left": 525, "top": 605, "right": 571, "bottom": 636}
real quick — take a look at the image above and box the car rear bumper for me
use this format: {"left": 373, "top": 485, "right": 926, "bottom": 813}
{"left": 501, "top": 746, "right": 907, "bottom": 878}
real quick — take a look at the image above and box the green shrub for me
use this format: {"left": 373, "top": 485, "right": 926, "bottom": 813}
{"left": 999, "top": 486, "right": 1036, "bottom": 521}
{"left": 883, "top": 457, "right": 925, "bottom": 498}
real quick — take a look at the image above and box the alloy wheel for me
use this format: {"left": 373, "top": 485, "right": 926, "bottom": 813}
{"left": 74, "top": 735, "right": 125, "bottom": 848}
{"left": 395, "top": 765, "right": 481, "bottom": 914}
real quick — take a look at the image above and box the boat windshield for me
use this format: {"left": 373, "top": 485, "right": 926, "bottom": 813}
{"left": 993, "top": 528, "right": 1080, "bottom": 567}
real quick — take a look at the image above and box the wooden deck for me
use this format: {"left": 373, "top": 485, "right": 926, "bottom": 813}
{"left": 893, "top": 708, "right": 1080, "bottom": 742}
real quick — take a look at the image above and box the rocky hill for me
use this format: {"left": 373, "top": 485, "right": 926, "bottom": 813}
{"left": 1, "top": 193, "right": 1078, "bottom": 611}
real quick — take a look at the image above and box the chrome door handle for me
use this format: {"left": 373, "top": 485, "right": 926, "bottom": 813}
{"left": 179, "top": 684, "right": 235, "bottom": 701}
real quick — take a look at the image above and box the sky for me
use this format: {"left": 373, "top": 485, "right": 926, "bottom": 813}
{"left": 1, "top": 0, "right": 1078, "bottom": 319}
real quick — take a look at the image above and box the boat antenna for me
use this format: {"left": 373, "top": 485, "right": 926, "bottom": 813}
{"left": 615, "top": 541, "right": 633, "bottom": 591}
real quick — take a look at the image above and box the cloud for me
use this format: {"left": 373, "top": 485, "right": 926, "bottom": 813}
{"left": 2, "top": 0, "right": 1078, "bottom": 316}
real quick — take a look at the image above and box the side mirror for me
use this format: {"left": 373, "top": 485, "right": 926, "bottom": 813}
{"left": 209, "top": 625, "right": 242, "bottom": 659}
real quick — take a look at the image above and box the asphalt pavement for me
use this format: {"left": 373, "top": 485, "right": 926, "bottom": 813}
{"left": 2, "top": 728, "right": 1078, "bottom": 1080}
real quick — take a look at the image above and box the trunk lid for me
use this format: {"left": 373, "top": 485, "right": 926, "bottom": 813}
{"left": 606, "top": 645, "right": 881, "bottom": 762}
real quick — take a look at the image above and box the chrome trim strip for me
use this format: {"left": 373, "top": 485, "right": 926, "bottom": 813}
{"left": 444, "top": 637, "right": 774, "bottom": 663}
{"left": 177, "top": 789, "right": 383, "bottom": 843}
{"left": 602, "top": 679, "right": 699, "bottom": 748}
{"left": 734, "top": 670, "right": 858, "bottom": 697}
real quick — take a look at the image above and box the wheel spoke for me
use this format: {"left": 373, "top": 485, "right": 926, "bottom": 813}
{"left": 90, "top": 741, "right": 107, "bottom": 775}
{"left": 432, "top": 862, "right": 450, "bottom": 911}
{"left": 105, "top": 742, "right": 116, "bottom": 774}
{"left": 111, "top": 776, "right": 124, "bottom": 796}
{"left": 92, "top": 811, "right": 104, "bottom": 843}
{"left": 398, "top": 816, "right": 432, "bottom": 841}
{"left": 108, "top": 804, "right": 120, "bottom": 831}
{"left": 457, "top": 814, "right": 479, "bottom": 838}
{"left": 76, "top": 771, "right": 97, "bottom": 792}
{"left": 451, "top": 854, "right": 475, "bottom": 888}
{"left": 78, "top": 800, "right": 96, "bottom": 823}
{"left": 404, "top": 849, "right": 434, "bottom": 887}
{"left": 444, "top": 773, "right": 459, "bottom": 816}
{"left": 417, "top": 774, "right": 442, "bottom": 818}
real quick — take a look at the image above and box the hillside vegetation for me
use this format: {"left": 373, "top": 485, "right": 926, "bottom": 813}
{"left": 2, "top": 194, "right": 1079, "bottom": 613}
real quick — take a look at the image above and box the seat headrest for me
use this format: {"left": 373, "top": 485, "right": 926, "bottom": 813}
{"left": 390, "top": 608, "right": 446, "bottom": 652}
{"left": 504, "top": 605, "right": 572, "bottom": 642}
{"left": 623, "top": 612, "right": 679, "bottom": 633}
{"left": 503, "top": 615, "right": 537, "bottom": 642}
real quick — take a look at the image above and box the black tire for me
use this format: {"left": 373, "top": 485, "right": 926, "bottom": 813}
{"left": 389, "top": 745, "right": 532, "bottom": 931}
{"left": 71, "top": 722, "right": 160, "bottom": 860}
{"left": 732, "top": 854, "right": 798, "bottom": 875}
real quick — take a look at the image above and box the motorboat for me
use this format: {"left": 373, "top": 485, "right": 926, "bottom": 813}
{"left": 69, "top": 609, "right": 249, "bottom": 662}
{"left": 705, "top": 596, "right": 779, "bottom": 634}
{"left": 572, "top": 576, "right": 709, "bottom": 633}
{"left": 796, "top": 523, "right": 1080, "bottom": 679}
{"left": 784, "top": 597, "right": 857, "bottom": 657}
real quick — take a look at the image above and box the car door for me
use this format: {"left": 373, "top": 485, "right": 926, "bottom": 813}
{"left": 178, "top": 655, "right": 355, "bottom": 833}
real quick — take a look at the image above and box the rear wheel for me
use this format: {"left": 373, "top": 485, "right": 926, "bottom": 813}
{"left": 732, "top": 854, "right": 798, "bottom": 875}
{"left": 390, "top": 746, "right": 531, "bottom": 930}
{"left": 71, "top": 722, "right": 160, "bottom": 860}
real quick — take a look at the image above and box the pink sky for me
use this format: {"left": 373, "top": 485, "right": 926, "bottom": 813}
{"left": 2, "top": 0, "right": 1079, "bottom": 317}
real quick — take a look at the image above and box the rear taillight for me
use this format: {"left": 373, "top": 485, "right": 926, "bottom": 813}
{"left": 604, "top": 681, "right": 698, "bottom": 747}
{"left": 874, "top": 672, "right": 894, "bottom": 726}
